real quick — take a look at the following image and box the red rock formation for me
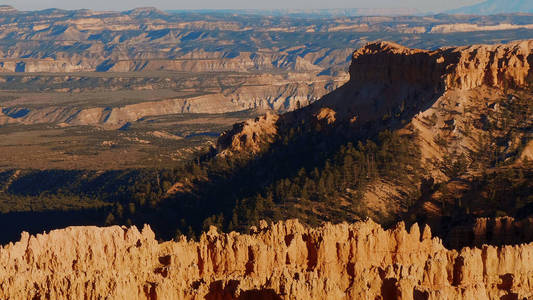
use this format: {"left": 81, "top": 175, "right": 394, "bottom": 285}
{"left": 1, "top": 220, "right": 532, "bottom": 299}
{"left": 217, "top": 40, "right": 533, "bottom": 156}
{"left": 350, "top": 40, "right": 533, "bottom": 91}
{"left": 349, "top": 41, "right": 445, "bottom": 91}
{"left": 336, "top": 40, "right": 533, "bottom": 123}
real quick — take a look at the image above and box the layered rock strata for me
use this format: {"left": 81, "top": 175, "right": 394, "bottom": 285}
{"left": 217, "top": 40, "right": 533, "bottom": 158}
{"left": 0, "top": 75, "right": 345, "bottom": 127}
{"left": 350, "top": 40, "right": 533, "bottom": 91}
{"left": 1, "top": 220, "right": 532, "bottom": 299}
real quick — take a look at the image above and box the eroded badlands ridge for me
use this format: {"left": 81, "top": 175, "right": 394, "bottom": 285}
{"left": 1, "top": 220, "right": 532, "bottom": 299}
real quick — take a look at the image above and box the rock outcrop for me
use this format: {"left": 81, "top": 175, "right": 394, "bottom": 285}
{"left": 337, "top": 40, "right": 533, "bottom": 112}
{"left": 346, "top": 40, "right": 533, "bottom": 109}
{"left": 1, "top": 220, "right": 532, "bottom": 299}
{"left": 217, "top": 40, "right": 533, "bottom": 156}
{"left": 217, "top": 112, "right": 280, "bottom": 156}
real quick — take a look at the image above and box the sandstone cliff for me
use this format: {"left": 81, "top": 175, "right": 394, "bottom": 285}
{"left": 1, "top": 220, "right": 532, "bottom": 299}
{"left": 333, "top": 40, "right": 533, "bottom": 121}
{"left": 217, "top": 40, "right": 533, "bottom": 164}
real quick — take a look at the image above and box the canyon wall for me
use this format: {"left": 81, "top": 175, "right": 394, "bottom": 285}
{"left": 1, "top": 220, "right": 532, "bottom": 299}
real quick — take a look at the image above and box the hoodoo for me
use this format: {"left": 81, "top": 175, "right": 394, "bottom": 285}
{"left": 0, "top": 220, "right": 532, "bottom": 299}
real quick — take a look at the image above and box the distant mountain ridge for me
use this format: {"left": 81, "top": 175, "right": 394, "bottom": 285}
{"left": 448, "top": 0, "right": 533, "bottom": 15}
{"left": 168, "top": 8, "right": 422, "bottom": 17}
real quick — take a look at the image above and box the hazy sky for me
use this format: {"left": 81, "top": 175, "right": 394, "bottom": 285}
{"left": 3, "top": 0, "right": 484, "bottom": 13}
